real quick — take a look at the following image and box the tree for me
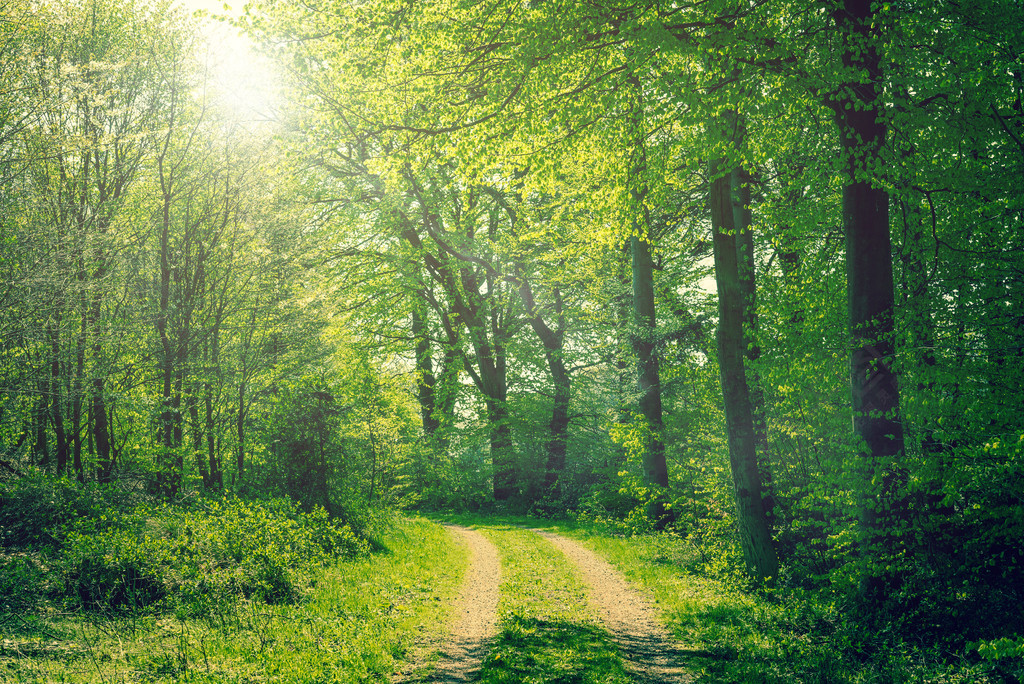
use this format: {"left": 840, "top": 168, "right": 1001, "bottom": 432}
{"left": 828, "top": 0, "right": 906, "bottom": 595}
{"left": 708, "top": 109, "right": 780, "bottom": 581}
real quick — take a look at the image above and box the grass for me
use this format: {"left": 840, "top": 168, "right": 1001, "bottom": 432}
{"left": 0, "top": 516, "right": 465, "bottom": 683}
{"left": 3, "top": 509, "right": 1006, "bottom": 683}
{"left": 540, "top": 520, "right": 995, "bottom": 684}
{"left": 474, "top": 523, "right": 633, "bottom": 684}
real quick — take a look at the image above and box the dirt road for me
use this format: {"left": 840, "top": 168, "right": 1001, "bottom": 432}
{"left": 429, "top": 525, "right": 502, "bottom": 683}
{"left": 427, "top": 524, "right": 690, "bottom": 683}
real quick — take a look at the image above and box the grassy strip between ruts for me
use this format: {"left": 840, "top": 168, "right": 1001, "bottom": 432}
{"left": 1, "top": 516, "right": 464, "bottom": 684}
{"left": 473, "top": 523, "right": 633, "bottom": 684}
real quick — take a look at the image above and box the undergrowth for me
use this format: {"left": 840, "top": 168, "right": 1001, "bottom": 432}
{"left": 0, "top": 476, "right": 464, "bottom": 683}
{"left": 1, "top": 477, "right": 368, "bottom": 614}
{"left": 546, "top": 519, "right": 1017, "bottom": 684}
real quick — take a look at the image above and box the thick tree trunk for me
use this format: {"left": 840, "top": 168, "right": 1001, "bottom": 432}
{"left": 487, "top": 396, "right": 515, "bottom": 500}
{"left": 92, "top": 378, "right": 113, "bottom": 483}
{"left": 710, "top": 158, "right": 780, "bottom": 582}
{"left": 631, "top": 233, "right": 668, "bottom": 490}
{"left": 831, "top": 0, "right": 906, "bottom": 598}
{"left": 546, "top": 375, "right": 570, "bottom": 492}
{"left": 518, "top": 278, "right": 571, "bottom": 495}
{"left": 733, "top": 169, "right": 775, "bottom": 526}
{"left": 626, "top": 73, "right": 670, "bottom": 523}
{"left": 400, "top": 209, "right": 516, "bottom": 501}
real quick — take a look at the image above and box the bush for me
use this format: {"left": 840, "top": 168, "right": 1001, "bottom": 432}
{"left": 0, "top": 551, "right": 52, "bottom": 612}
{"left": 0, "top": 474, "right": 138, "bottom": 549}
{"left": 63, "top": 528, "right": 167, "bottom": 611}
{"left": 56, "top": 495, "right": 369, "bottom": 613}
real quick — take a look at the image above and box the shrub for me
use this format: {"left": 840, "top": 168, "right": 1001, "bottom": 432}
{"left": 63, "top": 527, "right": 167, "bottom": 611}
{"left": 57, "top": 494, "right": 369, "bottom": 613}
{"left": 0, "top": 474, "right": 138, "bottom": 549}
{"left": 0, "top": 551, "right": 52, "bottom": 612}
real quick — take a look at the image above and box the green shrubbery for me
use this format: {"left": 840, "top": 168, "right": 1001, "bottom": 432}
{"left": 0, "top": 477, "right": 368, "bottom": 616}
{"left": 0, "top": 474, "right": 137, "bottom": 549}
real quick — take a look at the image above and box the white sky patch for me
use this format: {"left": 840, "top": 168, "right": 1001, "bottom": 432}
{"left": 175, "top": 0, "right": 280, "bottom": 125}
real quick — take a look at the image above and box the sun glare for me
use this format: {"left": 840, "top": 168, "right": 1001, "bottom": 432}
{"left": 177, "top": 0, "right": 280, "bottom": 125}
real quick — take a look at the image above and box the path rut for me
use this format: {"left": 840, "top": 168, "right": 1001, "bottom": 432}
{"left": 428, "top": 525, "right": 501, "bottom": 683}
{"left": 534, "top": 529, "right": 692, "bottom": 683}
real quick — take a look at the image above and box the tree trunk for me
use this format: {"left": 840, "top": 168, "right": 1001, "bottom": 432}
{"left": 710, "top": 156, "right": 780, "bottom": 582}
{"left": 189, "top": 395, "right": 210, "bottom": 488}
{"left": 34, "top": 383, "right": 49, "bottom": 466}
{"left": 92, "top": 378, "right": 113, "bottom": 483}
{"left": 89, "top": 252, "right": 113, "bottom": 483}
{"left": 626, "top": 73, "right": 669, "bottom": 523}
{"left": 631, "top": 233, "right": 668, "bottom": 490}
{"left": 412, "top": 299, "right": 440, "bottom": 435}
{"left": 72, "top": 304, "right": 86, "bottom": 483}
{"left": 237, "top": 380, "right": 246, "bottom": 479}
{"left": 48, "top": 323, "right": 69, "bottom": 476}
{"left": 733, "top": 169, "right": 775, "bottom": 526}
{"left": 518, "top": 277, "right": 571, "bottom": 495}
{"left": 831, "top": 0, "right": 906, "bottom": 598}
{"left": 399, "top": 207, "right": 516, "bottom": 500}
{"left": 487, "top": 397, "right": 515, "bottom": 500}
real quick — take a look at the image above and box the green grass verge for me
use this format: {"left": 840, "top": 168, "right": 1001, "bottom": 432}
{"left": 540, "top": 520, "right": 993, "bottom": 684}
{"left": 474, "top": 523, "right": 633, "bottom": 684}
{"left": 0, "top": 516, "right": 464, "bottom": 684}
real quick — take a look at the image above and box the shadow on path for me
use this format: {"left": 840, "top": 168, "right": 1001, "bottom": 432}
{"left": 430, "top": 636, "right": 495, "bottom": 683}
{"left": 533, "top": 529, "right": 694, "bottom": 683}
{"left": 478, "top": 615, "right": 632, "bottom": 684}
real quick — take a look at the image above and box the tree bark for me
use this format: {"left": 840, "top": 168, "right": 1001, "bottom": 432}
{"left": 631, "top": 233, "right": 668, "bottom": 489}
{"left": 518, "top": 279, "right": 571, "bottom": 494}
{"left": 733, "top": 169, "right": 775, "bottom": 526}
{"left": 831, "top": 0, "right": 906, "bottom": 598}
{"left": 626, "top": 74, "right": 669, "bottom": 503}
{"left": 48, "top": 323, "right": 70, "bottom": 476}
{"left": 710, "top": 156, "right": 780, "bottom": 582}
{"left": 412, "top": 297, "right": 440, "bottom": 435}
{"left": 399, "top": 202, "right": 516, "bottom": 500}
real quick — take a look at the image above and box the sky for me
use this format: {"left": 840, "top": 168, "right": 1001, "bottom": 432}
{"left": 176, "top": 0, "right": 280, "bottom": 123}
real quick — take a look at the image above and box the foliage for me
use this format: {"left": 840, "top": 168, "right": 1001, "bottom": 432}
{"left": 548, "top": 519, "right": 1006, "bottom": 684}
{"left": 0, "top": 474, "right": 139, "bottom": 549}
{"left": 0, "top": 516, "right": 461, "bottom": 683}
{"left": 0, "top": 488, "right": 367, "bottom": 615}
{"left": 0, "top": 0, "right": 1021, "bottom": 674}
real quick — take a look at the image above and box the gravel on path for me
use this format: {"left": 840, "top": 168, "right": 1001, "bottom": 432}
{"left": 534, "top": 529, "right": 693, "bottom": 683}
{"left": 428, "top": 525, "right": 501, "bottom": 684}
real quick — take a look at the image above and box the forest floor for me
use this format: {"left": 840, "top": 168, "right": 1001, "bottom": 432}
{"left": 399, "top": 523, "right": 693, "bottom": 683}
{"left": 3, "top": 512, "right": 998, "bottom": 683}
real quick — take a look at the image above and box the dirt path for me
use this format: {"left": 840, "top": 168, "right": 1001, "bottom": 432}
{"left": 534, "top": 530, "right": 692, "bottom": 683}
{"left": 428, "top": 525, "right": 501, "bottom": 683}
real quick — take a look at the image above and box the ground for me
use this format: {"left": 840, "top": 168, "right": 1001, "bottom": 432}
{"left": 407, "top": 524, "right": 693, "bottom": 683}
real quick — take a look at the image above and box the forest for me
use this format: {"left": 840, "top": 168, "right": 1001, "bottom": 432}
{"left": 0, "top": 0, "right": 1022, "bottom": 681}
